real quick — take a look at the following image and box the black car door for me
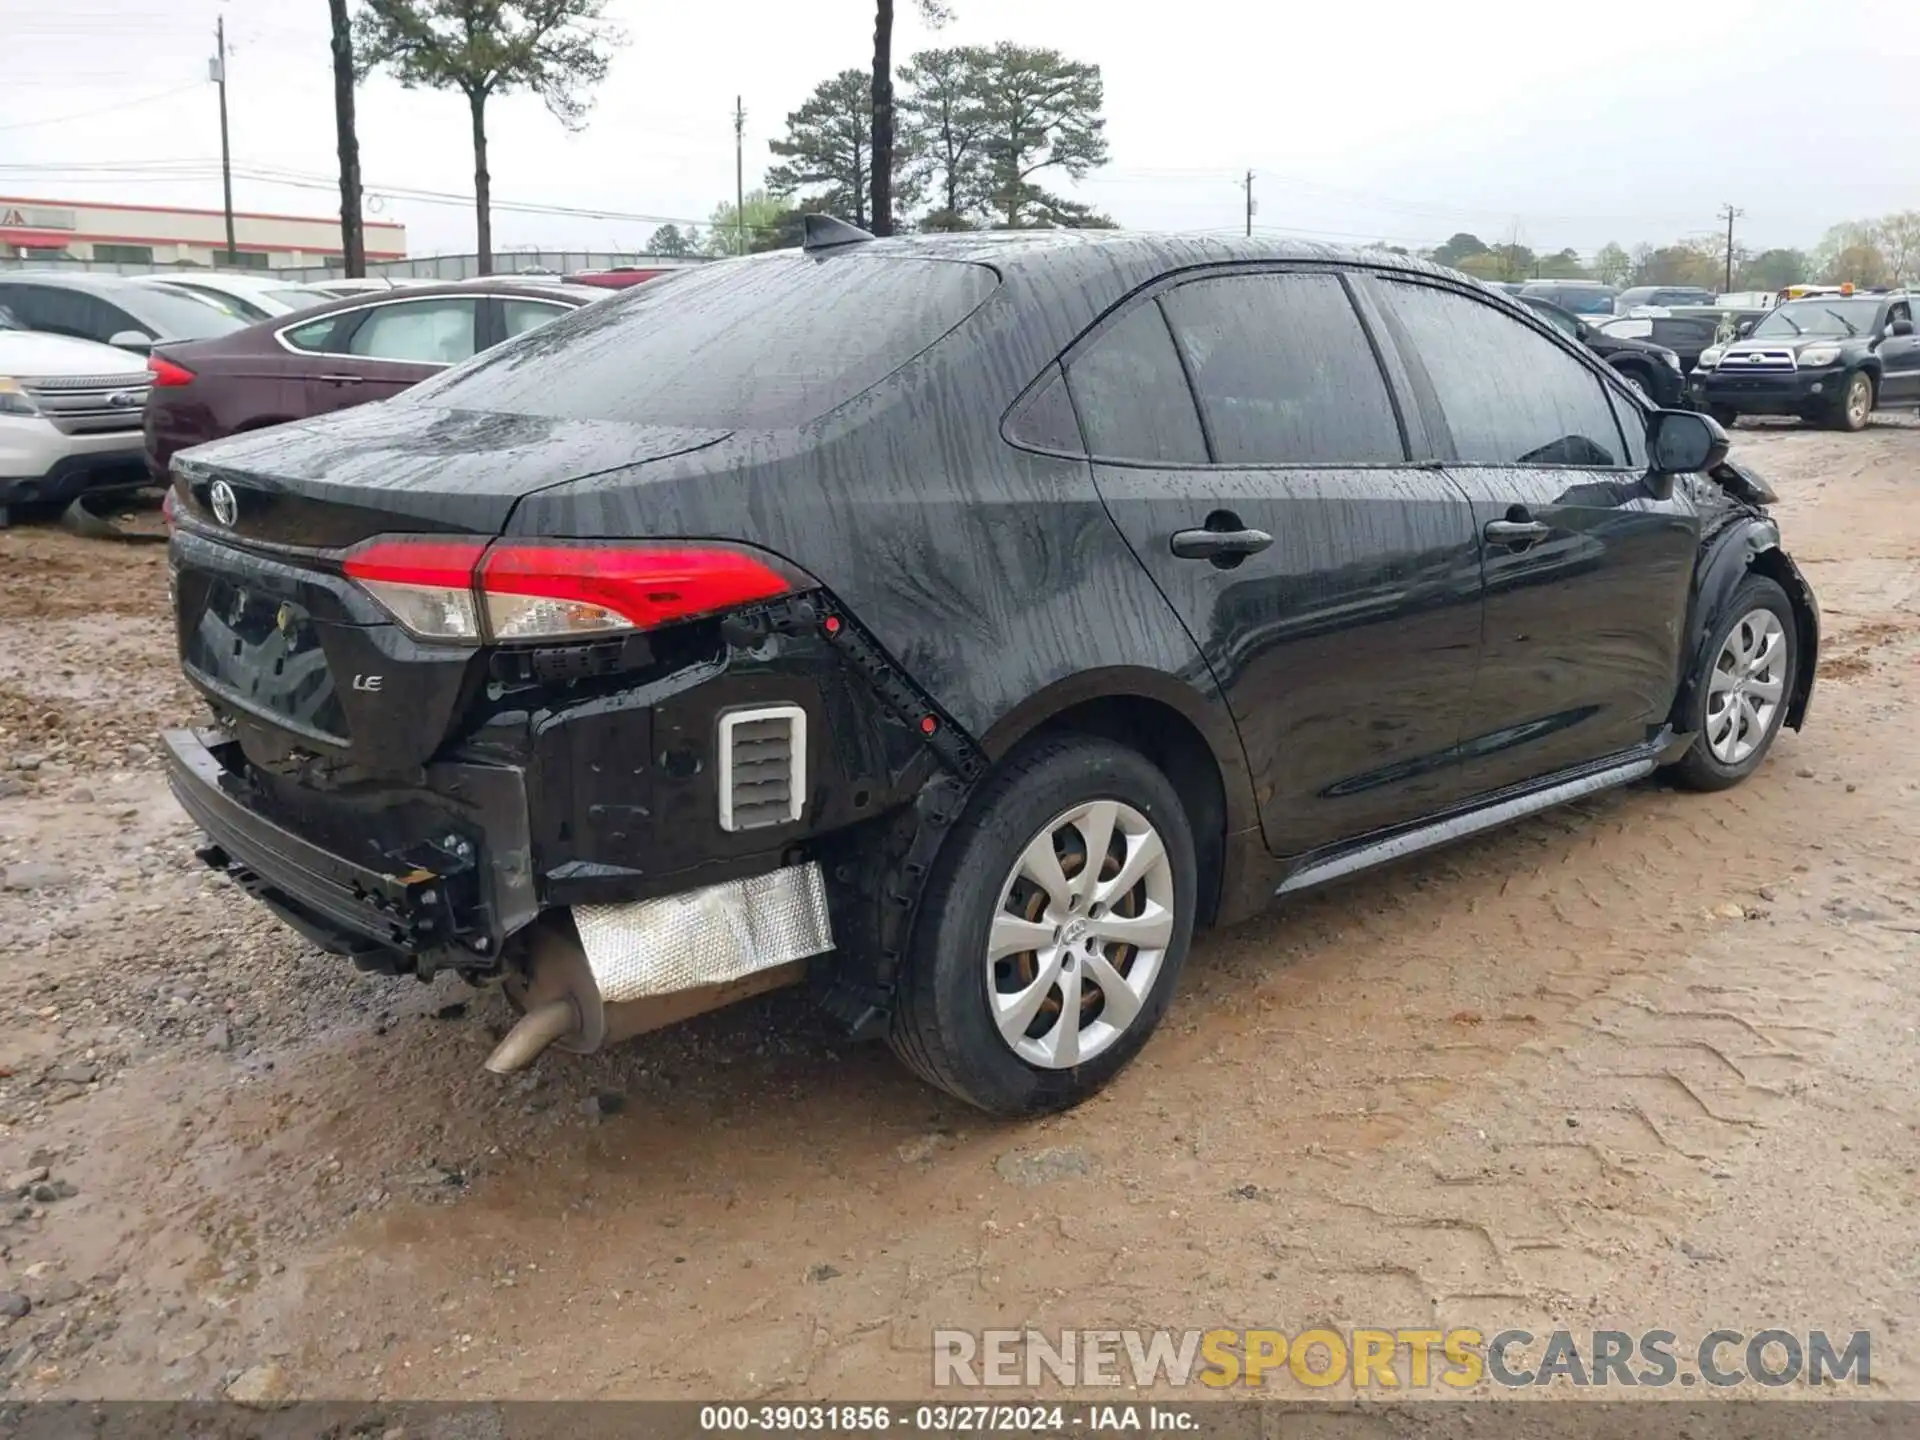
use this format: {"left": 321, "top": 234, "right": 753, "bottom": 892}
{"left": 1362, "top": 274, "right": 1699, "bottom": 796}
{"left": 1876, "top": 298, "right": 1919, "bottom": 402}
{"left": 1068, "top": 267, "right": 1485, "bottom": 858}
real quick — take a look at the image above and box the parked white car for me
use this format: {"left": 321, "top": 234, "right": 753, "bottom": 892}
{"left": 142, "top": 271, "right": 330, "bottom": 322}
{"left": 0, "top": 304, "right": 150, "bottom": 523}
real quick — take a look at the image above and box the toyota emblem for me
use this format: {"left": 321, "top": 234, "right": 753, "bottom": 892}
{"left": 209, "top": 479, "right": 238, "bottom": 527}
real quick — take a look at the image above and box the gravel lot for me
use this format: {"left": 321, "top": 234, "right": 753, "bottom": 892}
{"left": 0, "top": 419, "right": 1916, "bottom": 1402}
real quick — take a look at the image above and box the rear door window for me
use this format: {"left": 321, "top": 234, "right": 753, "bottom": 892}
{"left": 1378, "top": 280, "right": 1628, "bottom": 468}
{"left": 410, "top": 254, "right": 998, "bottom": 428}
{"left": 500, "top": 297, "right": 574, "bottom": 338}
{"left": 347, "top": 298, "right": 479, "bottom": 364}
{"left": 1063, "top": 300, "right": 1207, "bottom": 465}
{"left": 1158, "top": 272, "right": 1404, "bottom": 465}
{"left": 282, "top": 314, "right": 345, "bottom": 353}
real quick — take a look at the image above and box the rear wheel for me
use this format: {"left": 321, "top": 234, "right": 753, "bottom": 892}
{"left": 1666, "top": 575, "right": 1798, "bottom": 792}
{"left": 889, "top": 736, "right": 1197, "bottom": 1117}
{"left": 1826, "top": 370, "right": 1874, "bottom": 432}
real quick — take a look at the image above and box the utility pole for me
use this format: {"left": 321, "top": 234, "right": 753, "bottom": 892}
{"left": 1242, "top": 170, "right": 1254, "bottom": 238}
{"left": 328, "top": 0, "right": 365, "bottom": 278}
{"left": 734, "top": 96, "right": 746, "bottom": 255}
{"left": 211, "top": 17, "right": 237, "bottom": 266}
{"left": 1718, "top": 203, "right": 1743, "bottom": 292}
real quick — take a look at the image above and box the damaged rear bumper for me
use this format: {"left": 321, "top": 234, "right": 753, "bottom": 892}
{"left": 162, "top": 726, "right": 535, "bottom": 965}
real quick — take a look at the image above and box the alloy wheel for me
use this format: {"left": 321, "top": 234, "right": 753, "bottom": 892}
{"left": 1846, "top": 374, "right": 1872, "bottom": 428}
{"left": 1705, "top": 608, "right": 1787, "bottom": 765}
{"left": 986, "top": 800, "right": 1176, "bottom": 1068}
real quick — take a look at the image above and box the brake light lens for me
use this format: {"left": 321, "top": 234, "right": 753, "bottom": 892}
{"left": 147, "top": 355, "right": 196, "bottom": 387}
{"left": 343, "top": 538, "right": 489, "bottom": 640}
{"left": 341, "top": 537, "right": 800, "bottom": 643}
{"left": 480, "top": 542, "right": 796, "bottom": 639}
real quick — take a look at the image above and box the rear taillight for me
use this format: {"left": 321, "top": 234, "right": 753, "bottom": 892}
{"left": 147, "top": 355, "right": 196, "bottom": 387}
{"left": 341, "top": 537, "right": 801, "bottom": 643}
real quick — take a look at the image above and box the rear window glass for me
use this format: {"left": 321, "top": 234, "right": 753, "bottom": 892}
{"left": 408, "top": 253, "right": 997, "bottom": 429}
{"left": 1064, "top": 301, "right": 1208, "bottom": 465}
{"left": 123, "top": 285, "right": 248, "bottom": 340}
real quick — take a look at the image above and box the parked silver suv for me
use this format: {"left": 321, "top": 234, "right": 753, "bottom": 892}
{"left": 0, "top": 304, "right": 151, "bottom": 523}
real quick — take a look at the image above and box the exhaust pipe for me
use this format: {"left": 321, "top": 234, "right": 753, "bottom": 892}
{"left": 481, "top": 863, "right": 833, "bottom": 1074}
{"left": 484, "top": 998, "right": 576, "bottom": 1075}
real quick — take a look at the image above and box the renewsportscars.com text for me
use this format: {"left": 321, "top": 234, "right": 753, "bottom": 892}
{"left": 932, "top": 1328, "right": 1872, "bottom": 1390}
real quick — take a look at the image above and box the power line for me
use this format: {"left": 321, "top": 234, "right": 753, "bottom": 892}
{"left": 0, "top": 81, "right": 202, "bottom": 132}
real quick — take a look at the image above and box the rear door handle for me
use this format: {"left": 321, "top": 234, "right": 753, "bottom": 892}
{"left": 1484, "top": 519, "right": 1551, "bottom": 545}
{"left": 318, "top": 373, "right": 364, "bottom": 385}
{"left": 1171, "top": 527, "right": 1273, "bottom": 560}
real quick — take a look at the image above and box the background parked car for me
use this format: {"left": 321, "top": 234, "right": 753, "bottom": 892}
{"left": 0, "top": 272, "right": 246, "bottom": 354}
{"left": 1516, "top": 295, "right": 1689, "bottom": 407}
{"left": 1614, "top": 284, "right": 1717, "bottom": 314}
{"left": 1518, "top": 279, "right": 1619, "bottom": 316}
{"left": 142, "top": 272, "right": 331, "bottom": 322}
{"left": 298, "top": 277, "right": 424, "bottom": 300}
{"left": 1595, "top": 309, "right": 1747, "bottom": 373}
{"left": 143, "top": 279, "right": 602, "bottom": 476}
{"left": 1, "top": 302, "right": 152, "bottom": 521}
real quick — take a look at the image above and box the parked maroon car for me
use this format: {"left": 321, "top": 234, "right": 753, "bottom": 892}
{"left": 143, "top": 280, "right": 601, "bottom": 477}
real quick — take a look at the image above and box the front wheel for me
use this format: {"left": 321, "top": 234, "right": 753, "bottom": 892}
{"left": 1708, "top": 404, "right": 1739, "bottom": 429}
{"left": 889, "top": 736, "right": 1197, "bottom": 1117}
{"left": 1665, "top": 575, "right": 1798, "bottom": 792}
{"left": 1826, "top": 370, "right": 1874, "bottom": 432}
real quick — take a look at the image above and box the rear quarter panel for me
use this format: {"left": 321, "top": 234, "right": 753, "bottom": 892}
{"left": 505, "top": 260, "right": 1259, "bottom": 834}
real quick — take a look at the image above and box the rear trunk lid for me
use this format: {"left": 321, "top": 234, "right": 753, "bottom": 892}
{"left": 171, "top": 400, "right": 728, "bottom": 547}
{"left": 170, "top": 402, "right": 730, "bottom": 776}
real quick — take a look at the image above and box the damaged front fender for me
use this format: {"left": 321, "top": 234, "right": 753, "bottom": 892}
{"left": 1673, "top": 512, "right": 1820, "bottom": 734}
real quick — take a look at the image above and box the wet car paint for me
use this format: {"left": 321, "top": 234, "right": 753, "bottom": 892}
{"left": 164, "top": 231, "right": 1818, "bottom": 987}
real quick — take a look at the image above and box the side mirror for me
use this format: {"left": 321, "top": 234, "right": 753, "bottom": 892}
{"left": 1735, "top": 318, "right": 1756, "bottom": 337}
{"left": 1574, "top": 321, "right": 1593, "bottom": 342}
{"left": 1649, "top": 408, "right": 1729, "bottom": 478}
{"left": 107, "top": 329, "right": 153, "bottom": 353}
{"left": 1891, "top": 318, "right": 1915, "bottom": 337}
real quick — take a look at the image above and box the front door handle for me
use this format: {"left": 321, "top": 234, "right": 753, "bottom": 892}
{"left": 1484, "top": 519, "right": 1551, "bottom": 545}
{"left": 318, "top": 373, "right": 365, "bottom": 385}
{"left": 1171, "top": 526, "right": 1273, "bottom": 561}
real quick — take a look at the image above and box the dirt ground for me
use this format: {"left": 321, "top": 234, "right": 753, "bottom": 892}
{"left": 0, "top": 419, "right": 1916, "bottom": 1403}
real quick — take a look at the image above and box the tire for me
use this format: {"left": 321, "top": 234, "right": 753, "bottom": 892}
{"left": 1611, "top": 362, "right": 1654, "bottom": 406}
{"left": 1665, "top": 575, "right": 1798, "bottom": 793}
{"left": 1825, "top": 370, "right": 1874, "bottom": 432}
{"left": 889, "top": 735, "right": 1198, "bottom": 1117}
{"left": 1708, "top": 405, "right": 1739, "bottom": 429}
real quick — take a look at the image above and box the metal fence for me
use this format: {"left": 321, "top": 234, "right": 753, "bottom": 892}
{"left": 0, "top": 250, "right": 709, "bottom": 280}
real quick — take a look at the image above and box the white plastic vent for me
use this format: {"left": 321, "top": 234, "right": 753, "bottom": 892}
{"left": 717, "top": 705, "right": 807, "bottom": 832}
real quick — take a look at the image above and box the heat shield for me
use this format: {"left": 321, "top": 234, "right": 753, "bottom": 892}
{"left": 571, "top": 862, "right": 834, "bottom": 1003}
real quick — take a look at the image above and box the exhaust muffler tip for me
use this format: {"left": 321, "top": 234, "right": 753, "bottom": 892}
{"left": 483, "top": 998, "right": 578, "bottom": 1075}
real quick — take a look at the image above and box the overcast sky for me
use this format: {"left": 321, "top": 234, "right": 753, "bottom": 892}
{"left": 3, "top": 0, "right": 1918, "bottom": 261}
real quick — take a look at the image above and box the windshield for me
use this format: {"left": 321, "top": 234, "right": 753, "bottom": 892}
{"left": 1752, "top": 300, "right": 1881, "bottom": 339}
{"left": 123, "top": 285, "right": 249, "bottom": 339}
{"left": 411, "top": 252, "right": 999, "bottom": 429}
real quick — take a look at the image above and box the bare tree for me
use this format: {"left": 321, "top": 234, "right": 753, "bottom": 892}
{"left": 329, "top": 0, "right": 365, "bottom": 277}
{"left": 870, "top": 0, "right": 951, "bottom": 236}
{"left": 356, "top": 0, "right": 624, "bottom": 274}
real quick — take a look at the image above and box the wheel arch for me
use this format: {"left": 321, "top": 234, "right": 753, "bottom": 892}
{"left": 978, "top": 669, "right": 1254, "bottom": 928}
{"left": 1672, "top": 515, "right": 1819, "bottom": 734}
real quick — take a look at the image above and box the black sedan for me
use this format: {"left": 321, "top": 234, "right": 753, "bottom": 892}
{"left": 160, "top": 224, "right": 1816, "bottom": 1117}
{"left": 1517, "top": 294, "right": 1690, "bottom": 408}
